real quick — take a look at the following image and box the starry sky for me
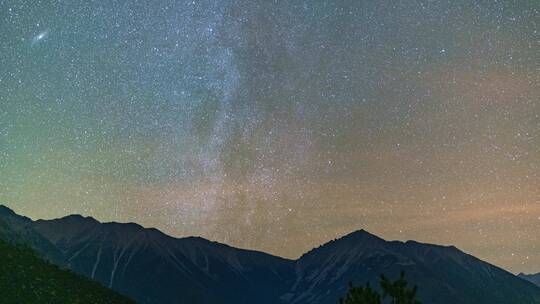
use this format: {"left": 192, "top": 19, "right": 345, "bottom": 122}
{"left": 0, "top": 0, "right": 538, "bottom": 274}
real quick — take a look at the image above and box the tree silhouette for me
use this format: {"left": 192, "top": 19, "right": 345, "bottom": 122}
{"left": 339, "top": 271, "right": 420, "bottom": 304}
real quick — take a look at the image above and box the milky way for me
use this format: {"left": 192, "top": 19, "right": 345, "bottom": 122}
{"left": 0, "top": 1, "right": 538, "bottom": 273}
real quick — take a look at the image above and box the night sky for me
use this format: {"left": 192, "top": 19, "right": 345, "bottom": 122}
{"left": 1, "top": 1, "right": 538, "bottom": 274}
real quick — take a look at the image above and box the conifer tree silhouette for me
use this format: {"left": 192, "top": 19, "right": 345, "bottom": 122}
{"left": 340, "top": 281, "right": 381, "bottom": 304}
{"left": 380, "top": 271, "right": 420, "bottom": 304}
{"left": 339, "top": 271, "right": 421, "bottom": 304}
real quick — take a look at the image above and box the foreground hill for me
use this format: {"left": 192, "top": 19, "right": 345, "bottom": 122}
{"left": 1, "top": 205, "right": 539, "bottom": 304}
{"left": 0, "top": 238, "right": 135, "bottom": 304}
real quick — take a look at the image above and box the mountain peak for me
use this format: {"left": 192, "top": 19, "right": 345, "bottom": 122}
{"left": 61, "top": 214, "right": 99, "bottom": 223}
{"left": 350, "top": 228, "right": 377, "bottom": 236}
{"left": 300, "top": 229, "right": 386, "bottom": 259}
{"left": 342, "top": 228, "right": 386, "bottom": 242}
{"left": 0, "top": 204, "right": 32, "bottom": 223}
{"left": 0, "top": 204, "right": 16, "bottom": 216}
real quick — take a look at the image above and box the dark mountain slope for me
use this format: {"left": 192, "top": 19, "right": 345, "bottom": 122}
{"left": 520, "top": 273, "right": 540, "bottom": 287}
{"left": 0, "top": 238, "right": 135, "bottom": 304}
{"left": 30, "top": 213, "right": 294, "bottom": 304}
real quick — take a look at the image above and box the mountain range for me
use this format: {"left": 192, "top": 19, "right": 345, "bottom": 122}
{"left": 0, "top": 204, "right": 539, "bottom": 304}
